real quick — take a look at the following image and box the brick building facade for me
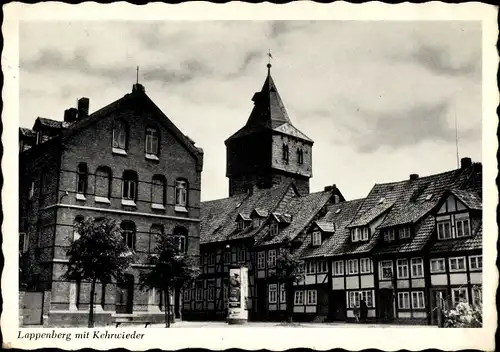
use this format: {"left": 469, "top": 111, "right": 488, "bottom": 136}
{"left": 19, "top": 83, "right": 203, "bottom": 327}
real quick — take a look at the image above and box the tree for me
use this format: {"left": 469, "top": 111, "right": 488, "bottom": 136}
{"left": 139, "top": 233, "right": 199, "bottom": 328}
{"left": 63, "top": 217, "right": 134, "bottom": 328}
{"left": 275, "top": 237, "right": 304, "bottom": 323}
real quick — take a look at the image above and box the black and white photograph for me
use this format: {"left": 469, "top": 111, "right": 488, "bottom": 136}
{"left": 2, "top": 2, "right": 497, "bottom": 351}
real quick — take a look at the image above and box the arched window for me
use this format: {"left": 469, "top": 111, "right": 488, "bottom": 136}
{"left": 95, "top": 166, "right": 112, "bottom": 201}
{"left": 145, "top": 127, "right": 160, "bottom": 157}
{"left": 121, "top": 221, "right": 136, "bottom": 250}
{"left": 173, "top": 226, "right": 188, "bottom": 253}
{"left": 149, "top": 224, "right": 164, "bottom": 254}
{"left": 112, "top": 120, "right": 128, "bottom": 151}
{"left": 73, "top": 216, "right": 84, "bottom": 241}
{"left": 151, "top": 175, "right": 166, "bottom": 208}
{"left": 297, "top": 148, "right": 304, "bottom": 165}
{"left": 282, "top": 144, "right": 289, "bottom": 163}
{"left": 175, "top": 179, "right": 188, "bottom": 209}
{"left": 77, "top": 163, "right": 88, "bottom": 195}
{"left": 122, "top": 170, "right": 138, "bottom": 203}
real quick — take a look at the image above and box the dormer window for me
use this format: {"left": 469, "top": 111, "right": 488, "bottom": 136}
{"left": 252, "top": 217, "right": 262, "bottom": 229}
{"left": 384, "top": 228, "right": 395, "bottom": 242}
{"left": 237, "top": 220, "right": 249, "bottom": 231}
{"left": 312, "top": 231, "right": 322, "bottom": 246}
{"left": 351, "top": 227, "right": 369, "bottom": 242}
{"left": 270, "top": 222, "right": 279, "bottom": 236}
{"left": 437, "top": 220, "right": 452, "bottom": 240}
{"left": 398, "top": 227, "right": 411, "bottom": 239}
{"left": 455, "top": 214, "right": 470, "bottom": 238}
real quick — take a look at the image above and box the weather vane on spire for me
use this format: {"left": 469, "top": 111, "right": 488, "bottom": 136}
{"left": 267, "top": 49, "right": 273, "bottom": 74}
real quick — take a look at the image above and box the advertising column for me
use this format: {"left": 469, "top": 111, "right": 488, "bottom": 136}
{"left": 227, "top": 266, "right": 248, "bottom": 324}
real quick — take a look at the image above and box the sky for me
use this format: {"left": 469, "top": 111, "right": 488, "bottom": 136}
{"left": 19, "top": 21, "right": 482, "bottom": 202}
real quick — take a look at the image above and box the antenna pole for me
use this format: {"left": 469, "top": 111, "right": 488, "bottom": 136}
{"left": 454, "top": 101, "right": 460, "bottom": 168}
{"left": 136, "top": 66, "right": 139, "bottom": 84}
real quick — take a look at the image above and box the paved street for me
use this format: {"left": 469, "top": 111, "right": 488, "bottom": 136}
{"left": 146, "top": 321, "right": 435, "bottom": 328}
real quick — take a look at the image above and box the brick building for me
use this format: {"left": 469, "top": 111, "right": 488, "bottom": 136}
{"left": 19, "top": 83, "right": 203, "bottom": 326}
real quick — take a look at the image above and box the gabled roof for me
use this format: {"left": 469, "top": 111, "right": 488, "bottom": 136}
{"left": 61, "top": 85, "right": 203, "bottom": 171}
{"left": 200, "top": 183, "right": 295, "bottom": 244}
{"left": 347, "top": 200, "right": 394, "bottom": 228}
{"left": 314, "top": 221, "right": 336, "bottom": 233}
{"left": 271, "top": 212, "right": 292, "bottom": 224}
{"left": 225, "top": 67, "right": 312, "bottom": 144}
{"left": 252, "top": 208, "right": 268, "bottom": 218}
{"left": 236, "top": 213, "right": 251, "bottom": 222}
{"left": 255, "top": 189, "right": 334, "bottom": 246}
{"left": 34, "top": 117, "right": 63, "bottom": 130}
{"left": 19, "top": 128, "right": 36, "bottom": 138}
{"left": 450, "top": 189, "right": 482, "bottom": 210}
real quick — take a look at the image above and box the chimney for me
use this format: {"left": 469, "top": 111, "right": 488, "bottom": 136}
{"left": 410, "top": 174, "right": 419, "bottom": 181}
{"left": 460, "top": 157, "right": 472, "bottom": 169}
{"left": 324, "top": 184, "right": 337, "bottom": 192}
{"left": 77, "top": 97, "right": 90, "bottom": 119}
{"left": 132, "top": 83, "right": 145, "bottom": 93}
{"left": 63, "top": 108, "right": 78, "bottom": 123}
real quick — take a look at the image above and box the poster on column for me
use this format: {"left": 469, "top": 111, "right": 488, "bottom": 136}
{"left": 228, "top": 266, "right": 248, "bottom": 323}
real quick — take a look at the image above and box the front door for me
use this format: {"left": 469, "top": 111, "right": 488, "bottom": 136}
{"left": 318, "top": 289, "right": 329, "bottom": 317}
{"left": 256, "top": 282, "right": 266, "bottom": 320}
{"left": 115, "top": 274, "right": 134, "bottom": 314}
{"left": 378, "top": 288, "right": 394, "bottom": 321}
{"left": 329, "top": 290, "right": 346, "bottom": 321}
{"left": 430, "top": 289, "right": 447, "bottom": 326}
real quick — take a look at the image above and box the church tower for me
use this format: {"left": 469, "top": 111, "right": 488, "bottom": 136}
{"left": 225, "top": 63, "right": 313, "bottom": 196}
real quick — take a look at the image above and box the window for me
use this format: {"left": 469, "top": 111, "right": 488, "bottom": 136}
{"left": 28, "top": 181, "right": 35, "bottom": 200}
{"left": 306, "top": 261, "right": 316, "bottom": 274}
{"left": 175, "top": 179, "right": 188, "bottom": 209}
{"left": 312, "top": 231, "right": 322, "bottom": 246}
{"left": 347, "top": 259, "right": 358, "bottom": 275}
{"left": 95, "top": 166, "right": 111, "bottom": 202}
{"left": 333, "top": 260, "right": 344, "bottom": 276}
{"left": 149, "top": 224, "right": 163, "bottom": 254}
{"left": 73, "top": 216, "right": 84, "bottom": 241}
{"left": 294, "top": 290, "right": 304, "bottom": 305}
{"left": 398, "top": 292, "right": 410, "bottom": 309}
{"left": 270, "top": 222, "right": 279, "bottom": 236}
{"left": 317, "top": 260, "right": 328, "bottom": 273}
{"left": 268, "top": 249, "right": 276, "bottom": 268}
{"left": 384, "top": 229, "right": 395, "bottom": 242}
{"left": 349, "top": 291, "right": 374, "bottom": 308}
{"left": 430, "top": 258, "right": 446, "bottom": 273}
{"left": 224, "top": 250, "right": 232, "bottom": 264}
{"left": 379, "top": 260, "right": 393, "bottom": 280}
{"left": 122, "top": 170, "right": 138, "bottom": 203}
{"left": 195, "top": 282, "right": 203, "bottom": 301}
{"left": 412, "top": 291, "right": 425, "bottom": 309}
{"left": 437, "top": 220, "right": 452, "bottom": 240}
{"left": 399, "top": 227, "right": 411, "bottom": 239}
{"left": 360, "top": 258, "right": 372, "bottom": 274}
{"left": 471, "top": 286, "right": 482, "bottom": 306}
{"left": 449, "top": 256, "right": 466, "bottom": 272}
{"left": 297, "top": 148, "right": 304, "bottom": 165}
{"left": 257, "top": 252, "right": 265, "bottom": 269}
{"left": 252, "top": 217, "right": 262, "bottom": 229}
{"left": 360, "top": 227, "right": 369, "bottom": 241}
{"left": 456, "top": 217, "right": 471, "bottom": 238}
{"left": 351, "top": 229, "right": 359, "bottom": 242}
{"left": 145, "top": 127, "right": 159, "bottom": 157}
{"left": 280, "top": 284, "right": 286, "bottom": 303}
{"left": 113, "top": 120, "right": 127, "bottom": 151}
{"left": 36, "top": 131, "right": 42, "bottom": 145}
{"left": 451, "top": 287, "right": 468, "bottom": 307}
{"left": 151, "top": 175, "right": 166, "bottom": 208}
{"left": 282, "top": 144, "right": 289, "bottom": 163}
{"left": 469, "top": 255, "right": 482, "bottom": 271}
{"left": 307, "top": 290, "right": 317, "bottom": 305}
{"left": 207, "top": 281, "right": 215, "bottom": 301}
{"left": 20, "top": 232, "right": 29, "bottom": 253}
{"left": 397, "top": 259, "right": 409, "bottom": 279}
{"left": 268, "top": 284, "right": 277, "bottom": 303}
{"left": 237, "top": 247, "right": 245, "bottom": 263}
{"left": 351, "top": 227, "right": 369, "bottom": 242}
{"left": 183, "top": 289, "right": 190, "bottom": 301}
{"left": 208, "top": 253, "right": 215, "bottom": 266}
{"left": 237, "top": 220, "right": 245, "bottom": 231}
{"left": 411, "top": 258, "right": 424, "bottom": 278}
{"left": 173, "top": 227, "right": 188, "bottom": 253}
{"left": 77, "top": 163, "right": 88, "bottom": 196}
{"left": 120, "top": 221, "right": 136, "bottom": 250}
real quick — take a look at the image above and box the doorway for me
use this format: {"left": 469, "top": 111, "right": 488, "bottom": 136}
{"left": 430, "top": 289, "right": 447, "bottom": 326}
{"left": 115, "top": 274, "right": 134, "bottom": 314}
{"left": 378, "top": 288, "right": 394, "bottom": 321}
{"left": 329, "top": 290, "right": 346, "bottom": 321}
